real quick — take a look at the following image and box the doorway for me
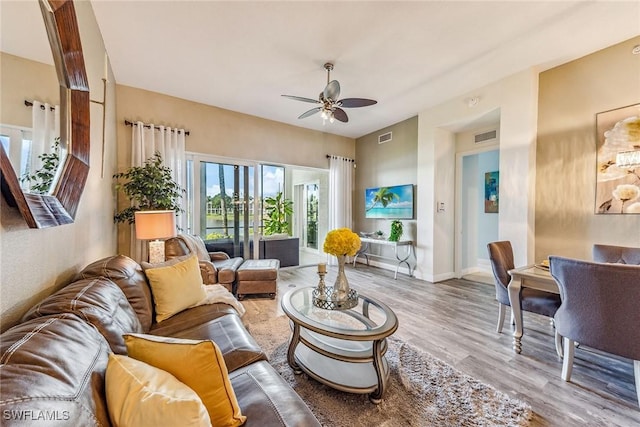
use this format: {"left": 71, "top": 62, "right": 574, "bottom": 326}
{"left": 291, "top": 168, "right": 328, "bottom": 267}
{"left": 455, "top": 149, "right": 499, "bottom": 279}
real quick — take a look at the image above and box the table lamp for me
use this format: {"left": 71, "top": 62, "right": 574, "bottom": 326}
{"left": 134, "top": 210, "right": 177, "bottom": 263}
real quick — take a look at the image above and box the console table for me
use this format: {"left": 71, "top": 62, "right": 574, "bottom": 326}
{"left": 353, "top": 237, "right": 416, "bottom": 279}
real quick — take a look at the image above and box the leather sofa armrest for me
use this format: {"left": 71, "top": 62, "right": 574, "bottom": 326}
{"left": 199, "top": 260, "right": 218, "bottom": 285}
{"left": 209, "top": 251, "right": 231, "bottom": 261}
{"left": 214, "top": 257, "right": 244, "bottom": 285}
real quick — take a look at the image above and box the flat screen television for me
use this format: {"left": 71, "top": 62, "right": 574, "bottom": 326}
{"left": 365, "top": 184, "right": 414, "bottom": 219}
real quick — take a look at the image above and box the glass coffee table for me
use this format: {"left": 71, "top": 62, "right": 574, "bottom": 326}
{"left": 281, "top": 286, "right": 398, "bottom": 403}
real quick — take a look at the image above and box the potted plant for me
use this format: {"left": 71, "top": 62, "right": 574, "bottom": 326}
{"left": 389, "top": 220, "right": 403, "bottom": 242}
{"left": 263, "top": 191, "right": 293, "bottom": 235}
{"left": 113, "top": 152, "right": 183, "bottom": 224}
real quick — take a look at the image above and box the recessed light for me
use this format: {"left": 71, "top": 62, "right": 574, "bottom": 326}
{"left": 632, "top": 45, "right": 640, "bottom": 55}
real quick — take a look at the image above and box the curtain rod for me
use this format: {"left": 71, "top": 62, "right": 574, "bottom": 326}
{"left": 326, "top": 154, "right": 355, "bottom": 163}
{"left": 124, "top": 119, "right": 190, "bottom": 136}
{"left": 24, "top": 100, "right": 55, "bottom": 111}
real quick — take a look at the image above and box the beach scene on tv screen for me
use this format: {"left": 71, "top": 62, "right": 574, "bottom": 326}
{"left": 365, "top": 184, "right": 414, "bottom": 219}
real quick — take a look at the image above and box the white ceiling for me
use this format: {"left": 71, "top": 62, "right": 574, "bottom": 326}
{"left": 3, "top": 1, "right": 640, "bottom": 139}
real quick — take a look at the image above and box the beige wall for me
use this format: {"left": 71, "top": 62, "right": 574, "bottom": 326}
{"left": 0, "top": 1, "right": 118, "bottom": 330}
{"left": 536, "top": 36, "right": 640, "bottom": 260}
{"left": 0, "top": 53, "right": 59, "bottom": 127}
{"left": 354, "top": 117, "right": 418, "bottom": 270}
{"left": 115, "top": 85, "right": 355, "bottom": 255}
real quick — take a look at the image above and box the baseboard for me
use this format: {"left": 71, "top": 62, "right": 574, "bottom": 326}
{"left": 353, "top": 258, "right": 413, "bottom": 277}
{"left": 432, "top": 271, "right": 456, "bottom": 283}
{"left": 461, "top": 260, "right": 492, "bottom": 276}
{"left": 477, "top": 258, "right": 492, "bottom": 273}
{"left": 353, "top": 259, "right": 455, "bottom": 283}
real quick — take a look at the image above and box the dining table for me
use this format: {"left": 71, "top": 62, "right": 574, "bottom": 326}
{"left": 507, "top": 264, "right": 561, "bottom": 355}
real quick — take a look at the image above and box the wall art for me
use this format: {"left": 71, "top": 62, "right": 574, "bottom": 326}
{"left": 595, "top": 104, "right": 640, "bottom": 214}
{"left": 484, "top": 171, "right": 499, "bottom": 213}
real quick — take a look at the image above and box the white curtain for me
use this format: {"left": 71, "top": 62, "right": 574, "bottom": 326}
{"left": 130, "top": 121, "right": 186, "bottom": 261}
{"left": 29, "top": 101, "right": 60, "bottom": 193}
{"left": 328, "top": 155, "right": 355, "bottom": 264}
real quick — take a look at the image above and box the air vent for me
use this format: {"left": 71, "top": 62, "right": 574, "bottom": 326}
{"left": 474, "top": 130, "right": 497, "bottom": 144}
{"left": 378, "top": 131, "right": 392, "bottom": 144}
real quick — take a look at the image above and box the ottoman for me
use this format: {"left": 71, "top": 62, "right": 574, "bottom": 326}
{"left": 236, "top": 259, "right": 280, "bottom": 300}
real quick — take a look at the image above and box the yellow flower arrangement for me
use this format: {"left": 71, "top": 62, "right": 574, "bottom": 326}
{"left": 323, "top": 228, "right": 361, "bottom": 257}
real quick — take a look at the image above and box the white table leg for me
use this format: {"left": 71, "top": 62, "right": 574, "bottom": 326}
{"left": 507, "top": 277, "right": 523, "bottom": 353}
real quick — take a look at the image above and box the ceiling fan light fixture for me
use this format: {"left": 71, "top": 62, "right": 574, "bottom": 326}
{"left": 281, "top": 62, "right": 377, "bottom": 124}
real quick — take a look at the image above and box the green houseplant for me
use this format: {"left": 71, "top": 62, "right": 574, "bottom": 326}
{"left": 389, "top": 220, "right": 403, "bottom": 242}
{"left": 263, "top": 191, "right": 293, "bottom": 235}
{"left": 113, "top": 152, "right": 183, "bottom": 224}
{"left": 20, "top": 137, "right": 61, "bottom": 195}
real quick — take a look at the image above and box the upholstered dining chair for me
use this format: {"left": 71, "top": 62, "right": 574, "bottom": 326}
{"left": 487, "top": 241, "right": 562, "bottom": 334}
{"left": 593, "top": 244, "right": 640, "bottom": 265}
{"left": 549, "top": 255, "right": 640, "bottom": 406}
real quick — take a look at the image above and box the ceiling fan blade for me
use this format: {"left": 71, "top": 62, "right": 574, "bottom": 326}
{"left": 338, "top": 98, "right": 377, "bottom": 108}
{"left": 332, "top": 108, "right": 349, "bottom": 123}
{"left": 282, "top": 95, "right": 320, "bottom": 104}
{"left": 298, "top": 107, "right": 322, "bottom": 119}
{"left": 323, "top": 80, "right": 340, "bottom": 101}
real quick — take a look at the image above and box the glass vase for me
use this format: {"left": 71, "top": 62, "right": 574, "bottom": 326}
{"left": 334, "top": 255, "right": 350, "bottom": 300}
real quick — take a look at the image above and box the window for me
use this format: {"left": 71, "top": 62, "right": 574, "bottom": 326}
{"left": 185, "top": 154, "right": 285, "bottom": 258}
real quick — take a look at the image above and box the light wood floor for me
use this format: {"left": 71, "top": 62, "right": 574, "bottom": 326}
{"left": 240, "top": 263, "right": 640, "bottom": 427}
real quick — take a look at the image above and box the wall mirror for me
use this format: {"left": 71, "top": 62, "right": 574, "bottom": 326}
{"left": 0, "top": 0, "right": 89, "bottom": 228}
{"left": 1, "top": 1, "right": 62, "bottom": 197}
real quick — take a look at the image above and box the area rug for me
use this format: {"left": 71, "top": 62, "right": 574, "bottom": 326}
{"left": 247, "top": 315, "right": 532, "bottom": 427}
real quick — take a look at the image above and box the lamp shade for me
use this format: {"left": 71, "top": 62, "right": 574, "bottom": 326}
{"left": 134, "top": 210, "right": 177, "bottom": 240}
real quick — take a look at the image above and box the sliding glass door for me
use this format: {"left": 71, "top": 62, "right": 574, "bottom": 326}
{"left": 194, "top": 159, "right": 255, "bottom": 258}
{"left": 186, "top": 154, "right": 285, "bottom": 260}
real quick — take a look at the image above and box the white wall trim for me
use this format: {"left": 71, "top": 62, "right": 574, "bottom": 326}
{"left": 353, "top": 258, "right": 413, "bottom": 278}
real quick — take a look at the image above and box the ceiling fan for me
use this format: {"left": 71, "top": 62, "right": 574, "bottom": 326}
{"left": 282, "top": 63, "right": 377, "bottom": 124}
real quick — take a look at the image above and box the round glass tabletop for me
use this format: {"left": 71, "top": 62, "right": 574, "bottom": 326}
{"left": 281, "top": 286, "right": 398, "bottom": 340}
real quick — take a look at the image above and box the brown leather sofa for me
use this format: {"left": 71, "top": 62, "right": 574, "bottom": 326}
{"left": 0, "top": 255, "right": 320, "bottom": 426}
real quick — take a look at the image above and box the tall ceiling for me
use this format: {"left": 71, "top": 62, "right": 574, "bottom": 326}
{"left": 3, "top": 1, "right": 640, "bottom": 139}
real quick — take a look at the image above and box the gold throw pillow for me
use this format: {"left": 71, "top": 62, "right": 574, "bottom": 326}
{"left": 124, "top": 333, "right": 246, "bottom": 427}
{"left": 142, "top": 254, "right": 206, "bottom": 322}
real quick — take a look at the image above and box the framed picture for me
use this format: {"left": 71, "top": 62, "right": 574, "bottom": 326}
{"left": 484, "top": 171, "right": 499, "bottom": 213}
{"left": 595, "top": 104, "right": 640, "bottom": 214}
{"left": 365, "top": 184, "right": 414, "bottom": 219}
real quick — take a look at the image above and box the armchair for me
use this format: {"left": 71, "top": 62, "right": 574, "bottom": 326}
{"left": 549, "top": 256, "right": 640, "bottom": 406}
{"left": 165, "top": 234, "right": 244, "bottom": 292}
{"left": 487, "top": 241, "right": 562, "bottom": 333}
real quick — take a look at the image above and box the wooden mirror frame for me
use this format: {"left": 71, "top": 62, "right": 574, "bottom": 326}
{"left": 0, "top": 0, "right": 89, "bottom": 228}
